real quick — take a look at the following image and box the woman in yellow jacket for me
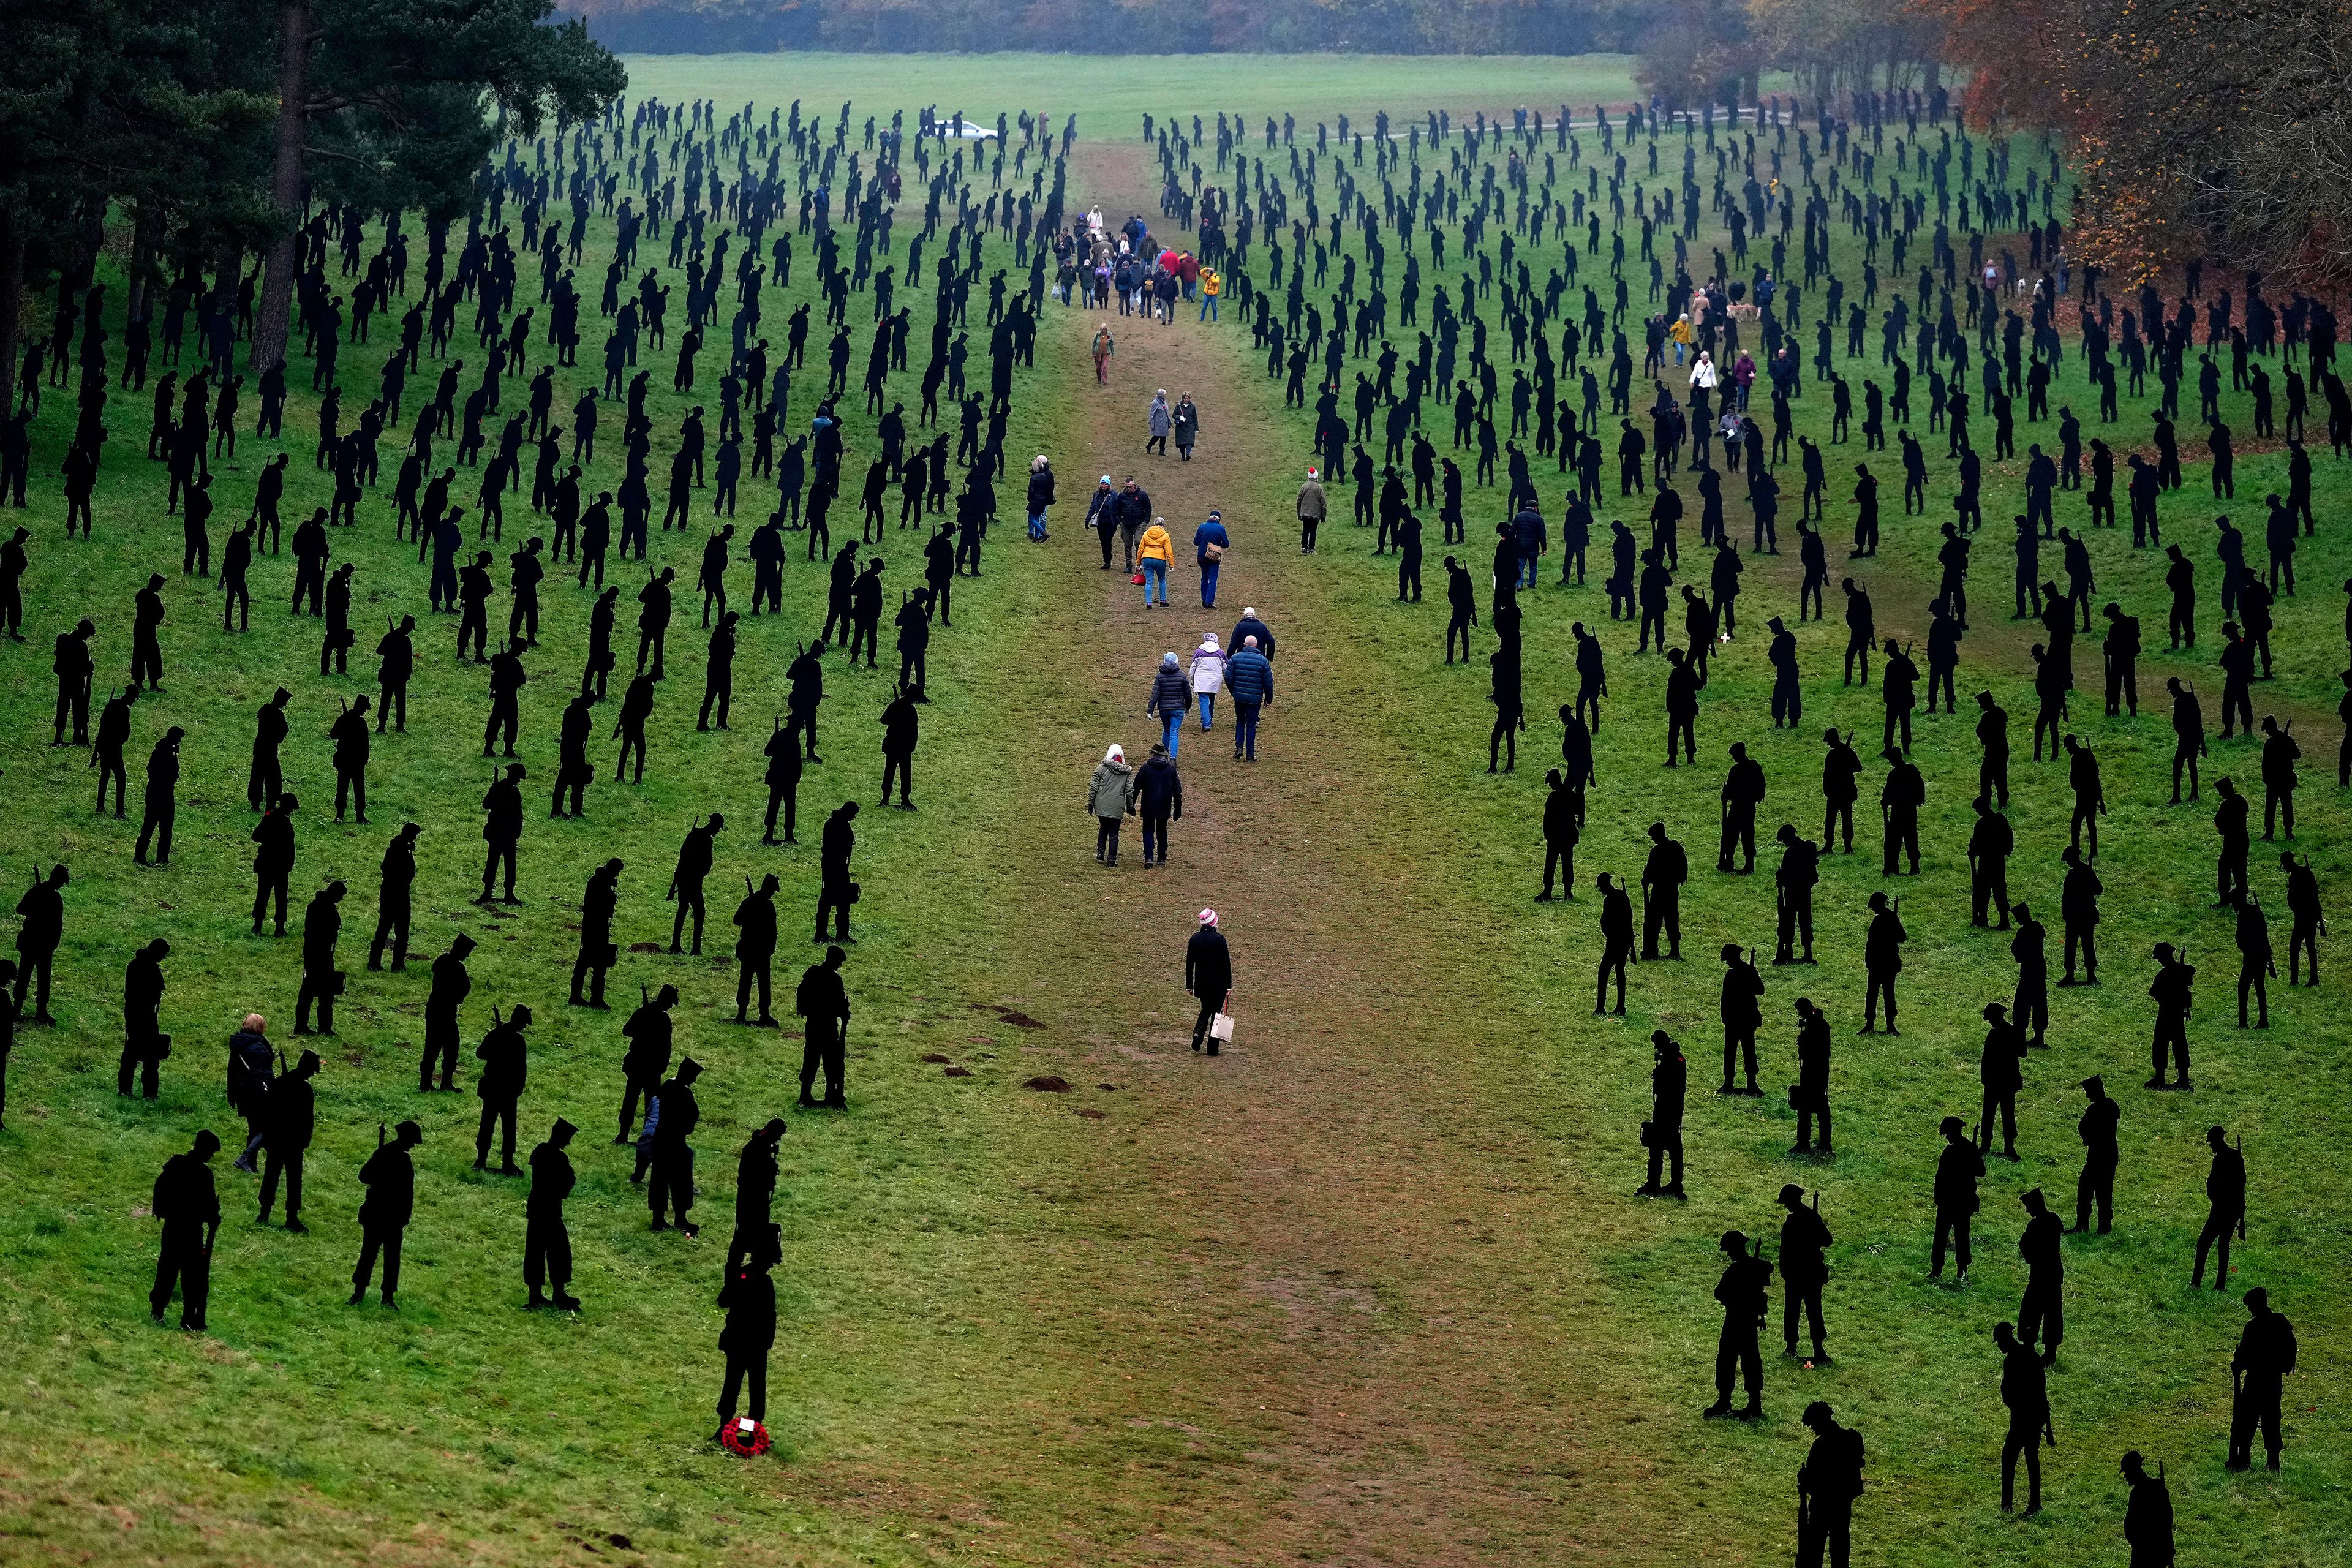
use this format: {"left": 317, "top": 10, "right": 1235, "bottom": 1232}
{"left": 1136, "top": 516, "right": 1175, "bottom": 607}
{"left": 1668, "top": 312, "right": 1695, "bottom": 366}
{"left": 1196, "top": 265, "right": 1221, "bottom": 323}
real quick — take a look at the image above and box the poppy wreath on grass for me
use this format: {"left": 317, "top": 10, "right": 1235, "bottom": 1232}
{"left": 720, "top": 1417, "right": 771, "bottom": 1457}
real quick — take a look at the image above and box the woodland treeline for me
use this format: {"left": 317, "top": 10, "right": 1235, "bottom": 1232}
{"left": 0, "top": 1, "right": 622, "bottom": 399}
{"left": 571, "top": 0, "right": 2352, "bottom": 288}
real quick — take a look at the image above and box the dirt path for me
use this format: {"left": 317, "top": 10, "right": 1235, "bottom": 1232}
{"left": 806, "top": 143, "right": 1667, "bottom": 1566}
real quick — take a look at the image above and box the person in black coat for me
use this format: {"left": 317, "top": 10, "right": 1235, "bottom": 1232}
{"left": 524, "top": 1117, "right": 580, "bottom": 1311}
{"left": 351, "top": 1120, "right": 423, "bottom": 1306}
{"left": 369, "top": 824, "right": 420, "bottom": 971}
{"left": 649, "top": 1057, "right": 704, "bottom": 1234}
{"left": 258, "top": 1047, "right": 318, "bottom": 1230}
{"left": 716, "top": 1223, "right": 780, "bottom": 1441}
{"left": 1792, "top": 997, "right": 1834, "bottom": 1153}
{"left": 473, "top": 1004, "right": 531, "bottom": 1174}
{"left": 619, "top": 981, "right": 678, "bottom": 1145}
{"left": 879, "top": 683, "right": 919, "bottom": 807}
{"left": 1135, "top": 741, "right": 1183, "bottom": 867}
{"left": 2074, "top": 1075, "right": 2120, "bottom": 1234}
{"left": 733, "top": 874, "right": 782, "bottom": 1026}
{"left": 135, "top": 725, "right": 184, "bottom": 865}
{"left": 293, "top": 881, "right": 347, "bottom": 1036}
{"left": 150, "top": 1129, "right": 222, "bottom": 1330}
{"left": 249, "top": 793, "right": 298, "bottom": 936}
{"left": 1537, "top": 768, "right": 1578, "bottom": 900}
{"left": 118, "top": 938, "right": 170, "bottom": 1099}
{"left": 726, "top": 1118, "right": 788, "bottom": 1283}
{"left": 477, "top": 763, "right": 526, "bottom": 905}
{"left": 1932, "top": 1114, "right": 1987, "bottom": 1283}
{"left": 1185, "top": 908, "right": 1232, "bottom": 1054}
{"left": 12, "top": 863, "right": 67, "bottom": 1026}
{"left": 815, "top": 802, "right": 859, "bottom": 942}
{"left": 420, "top": 933, "right": 475, "bottom": 1091}
{"left": 2119, "top": 1450, "right": 2174, "bottom": 1567}
{"left": 1703, "top": 1229, "right": 1771, "bottom": 1420}
{"left": 795, "top": 946, "right": 851, "bottom": 1108}
{"left": 1637, "top": 1030, "right": 1686, "bottom": 1197}
{"left": 571, "top": 858, "right": 624, "bottom": 1007}
{"left": 1779, "top": 1183, "right": 1834, "bottom": 1362}
{"left": 763, "top": 718, "right": 802, "bottom": 844}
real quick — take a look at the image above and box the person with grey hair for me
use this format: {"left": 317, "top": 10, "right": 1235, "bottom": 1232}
{"left": 1146, "top": 389, "right": 1172, "bottom": 456}
{"left": 1225, "top": 635, "right": 1274, "bottom": 761}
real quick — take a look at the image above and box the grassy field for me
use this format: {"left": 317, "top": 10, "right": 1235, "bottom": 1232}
{"left": 1090, "top": 110, "right": 2352, "bottom": 1565}
{"left": 619, "top": 51, "right": 1672, "bottom": 130}
{"left": 0, "top": 49, "right": 2347, "bottom": 1568}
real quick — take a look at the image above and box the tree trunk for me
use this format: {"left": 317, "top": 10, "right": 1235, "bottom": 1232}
{"left": 124, "top": 203, "right": 159, "bottom": 326}
{"left": 0, "top": 213, "right": 22, "bottom": 413}
{"left": 251, "top": 0, "right": 312, "bottom": 372}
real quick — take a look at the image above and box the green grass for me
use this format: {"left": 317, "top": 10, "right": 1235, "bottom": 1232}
{"left": 1142, "top": 111, "right": 2352, "bottom": 1565}
{"left": 1, "top": 56, "right": 2350, "bottom": 1568}
{"left": 619, "top": 51, "right": 1670, "bottom": 131}
{"left": 0, "top": 110, "right": 1120, "bottom": 1568}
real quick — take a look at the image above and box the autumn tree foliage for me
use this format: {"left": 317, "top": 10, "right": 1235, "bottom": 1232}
{"left": 1917, "top": 0, "right": 2352, "bottom": 287}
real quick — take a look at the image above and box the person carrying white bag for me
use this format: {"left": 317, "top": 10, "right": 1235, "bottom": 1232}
{"left": 1185, "top": 907, "right": 1234, "bottom": 1055}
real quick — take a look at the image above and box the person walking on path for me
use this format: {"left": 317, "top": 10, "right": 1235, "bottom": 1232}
{"left": 1297, "top": 469, "right": 1325, "bottom": 553}
{"left": 1226, "top": 635, "right": 1274, "bottom": 761}
{"left": 1088, "top": 744, "right": 1137, "bottom": 866}
{"left": 1147, "top": 390, "right": 1172, "bottom": 457}
{"left": 1173, "top": 394, "right": 1199, "bottom": 461}
{"left": 1186, "top": 908, "right": 1232, "bottom": 1055}
{"left": 1193, "top": 510, "right": 1229, "bottom": 606}
{"left": 1196, "top": 265, "right": 1221, "bottom": 322}
{"left": 1112, "top": 477, "right": 1152, "bottom": 573}
{"left": 1137, "top": 516, "right": 1175, "bottom": 607}
{"left": 1136, "top": 741, "right": 1183, "bottom": 867}
{"left": 1188, "top": 635, "right": 1227, "bottom": 734}
{"left": 1231, "top": 606, "right": 1276, "bottom": 662}
{"left": 1025, "top": 455, "right": 1055, "bottom": 542}
{"left": 1091, "top": 325, "right": 1114, "bottom": 384}
{"left": 1085, "top": 476, "right": 1117, "bottom": 568}
{"left": 1148, "top": 651, "right": 1191, "bottom": 756}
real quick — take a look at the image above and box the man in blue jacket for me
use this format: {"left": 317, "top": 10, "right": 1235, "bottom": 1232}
{"left": 1192, "top": 510, "right": 1230, "bottom": 608}
{"left": 1224, "top": 636, "right": 1275, "bottom": 761}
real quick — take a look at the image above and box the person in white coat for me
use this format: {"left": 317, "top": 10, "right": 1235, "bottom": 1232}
{"left": 1188, "top": 634, "right": 1227, "bottom": 733}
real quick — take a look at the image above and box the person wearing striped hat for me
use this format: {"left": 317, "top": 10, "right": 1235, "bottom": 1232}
{"left": 1185, "top": 908, "right": 1232, "bottom": 1055}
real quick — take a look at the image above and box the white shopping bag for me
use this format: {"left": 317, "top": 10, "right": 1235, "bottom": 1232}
{"left": 1208, "top": 1009, "right": 1235, "bottom": 1044}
